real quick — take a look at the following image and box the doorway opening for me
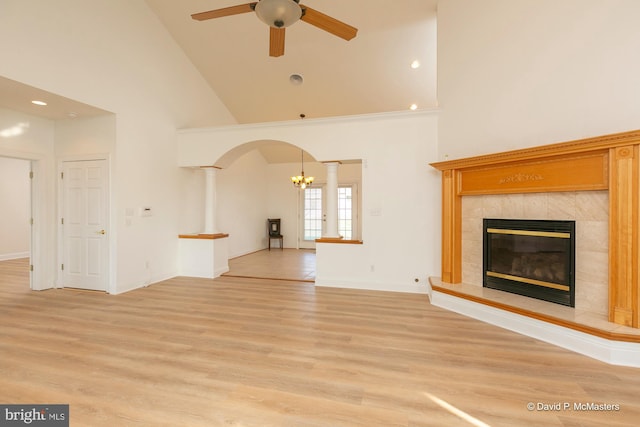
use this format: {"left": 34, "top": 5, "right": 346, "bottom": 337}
{"left": 0, "top": 157, "right": 32, "bottom": 289}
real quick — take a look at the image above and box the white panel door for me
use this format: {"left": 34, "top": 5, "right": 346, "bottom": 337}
{"left": 62, "top": 160, "right": 108, "bottom": 291}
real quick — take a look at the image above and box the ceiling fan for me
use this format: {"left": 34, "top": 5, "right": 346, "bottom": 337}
{"left": 191, "top": 0, "right": 358, "bottom": 57}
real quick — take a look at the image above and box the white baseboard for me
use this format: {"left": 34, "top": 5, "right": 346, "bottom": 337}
{"left": 431, "top": 290, "right": 640, "bottom": 368}
{"left": 111, "top": 272, "right": 176, "bottom": 295}
{"left": 0, "top": 252, "right": 29, "bottom": 261}
{"left": 214, "top": 266, "right": 229, "bottom": 278}
{"left": 315, "top": 277, "right": 430, "bottom": 294}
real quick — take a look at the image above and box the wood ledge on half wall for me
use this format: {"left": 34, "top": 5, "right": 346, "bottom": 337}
{"left": 178, "top": 233, "right": 229, "bottom": 240}
{"left": 315, "top": 237, "right": 363, "bottom": 244}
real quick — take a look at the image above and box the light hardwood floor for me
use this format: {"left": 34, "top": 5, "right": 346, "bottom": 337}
{"left": 1, "top": 257, "right": 640, "bottom": 426}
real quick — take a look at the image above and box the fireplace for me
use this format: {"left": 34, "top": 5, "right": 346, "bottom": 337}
{"left": 483, "top": 219, "right": 576, "bottom": 307}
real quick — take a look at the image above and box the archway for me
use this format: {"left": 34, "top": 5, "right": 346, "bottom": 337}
{"left": 178, "top": 133, "right": 363, "bottom": 283}
{"left": 178, "top": 139, "right": 319, "bottom": 281}
{"left": 216, "top": 140, "right": 320, "bottom": 281}
{"left": 213, "top": 139, "right": 317, "bottom": 170}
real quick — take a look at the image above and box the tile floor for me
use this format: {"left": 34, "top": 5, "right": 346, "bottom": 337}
{"left": 225, "top": 248, "right": 316, "bottom": 282}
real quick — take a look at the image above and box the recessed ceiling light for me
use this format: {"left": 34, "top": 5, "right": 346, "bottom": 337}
{"left": 410, "top": 104, "right": 418, "bottom": 111}
{"left": 410, "top": 60, "right": 421, "bottom": 69}
{"left": 31, "top": 100, "right": 47, "bottom": 106}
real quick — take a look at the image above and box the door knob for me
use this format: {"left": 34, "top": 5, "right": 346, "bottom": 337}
{"left": 98, "top": 229, "right": 106, "bottom": 235}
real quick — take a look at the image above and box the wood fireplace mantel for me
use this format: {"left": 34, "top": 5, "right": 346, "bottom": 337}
{"left": 430, "top": 129, "right": 640, "bottom": 328}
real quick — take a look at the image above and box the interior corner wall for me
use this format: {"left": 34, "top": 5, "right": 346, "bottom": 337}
{"left": 178, "top": 167, "right": 205, "bottom": 236}
{"left": 217, "top": 150, "right": 269, "bottom": 258}
{"left": 0, "top": 0, "right": 236, "bottom": 294}
{"left": 437, "top": 0, "right": 640, "bottom": 160}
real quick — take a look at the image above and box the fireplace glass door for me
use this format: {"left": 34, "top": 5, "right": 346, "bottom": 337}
{"left": 483, "top": 219, "right": 575, "bottom": 307}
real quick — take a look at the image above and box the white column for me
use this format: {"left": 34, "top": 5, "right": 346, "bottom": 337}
{"left": 323, "top": 161, "right": 341, "bottom": 238}
{"left": 202, "top": 166, "right": 219, "bottom": 234}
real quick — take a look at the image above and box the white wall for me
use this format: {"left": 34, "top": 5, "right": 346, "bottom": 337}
{"left": 0, "top": 157, "right": 30, "bottom": 260}
{"left": 55, "top": 115, "right": 116, "bottom": 156}
{"left": 437, "top": 0, "right": 640, "bottom": 160}
{"left": 217, "top": 150, "right": 269, "bottom": 258}
{"left": 0, "top": 0, "right": 236, "bottom": 293}
{"left": 178, "top": 167, "right": 206, "bottom": 236}
{"left": 0, "top": 109, "right": 55, "bottom": 156}
{"left": 178, "top": 111, "right": 441, "bottom": 293}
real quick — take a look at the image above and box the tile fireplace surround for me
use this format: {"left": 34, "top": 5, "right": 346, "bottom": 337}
{"left": 429, "top": 130, "right": 640, "bottom": 367}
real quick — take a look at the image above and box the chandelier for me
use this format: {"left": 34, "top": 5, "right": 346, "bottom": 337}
{"left": 291, "top": 149, "right": 314, "bottom": 189}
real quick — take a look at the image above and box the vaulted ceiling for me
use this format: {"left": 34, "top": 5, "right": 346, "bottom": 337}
{"left": 1, "top": 1, "right": 438, "bottom": 162}
{"left": 145, "top": 0, "right": 438, "bottom": 124}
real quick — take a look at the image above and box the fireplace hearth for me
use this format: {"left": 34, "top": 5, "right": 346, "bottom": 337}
{"left": 483, "top": 219, "right": 576, "bottom": 307}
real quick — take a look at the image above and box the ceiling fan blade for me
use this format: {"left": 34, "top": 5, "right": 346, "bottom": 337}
{"left": 191, "top": 3, "right": 257, "bottom": 21}
{"left": 270, "top": 27, "right": 286, "bottom": 57}
{"left": 300, "top": 6, "right": 358, "bottom": 41}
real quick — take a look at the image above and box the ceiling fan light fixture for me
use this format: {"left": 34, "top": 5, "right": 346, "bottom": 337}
{"left": 255, "top": 0, "right": 302, "bottom": 28}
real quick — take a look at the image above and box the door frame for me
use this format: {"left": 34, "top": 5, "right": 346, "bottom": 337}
{"left": 57, "top": 154, "right": 112, "bottom": 293}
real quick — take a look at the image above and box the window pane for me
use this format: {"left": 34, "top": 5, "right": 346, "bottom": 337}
{"left": 303, "top": 188, "right": 322, "bottom": 240}
{"left": 338, "top": 186, "right": 353, "bottom": 240}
